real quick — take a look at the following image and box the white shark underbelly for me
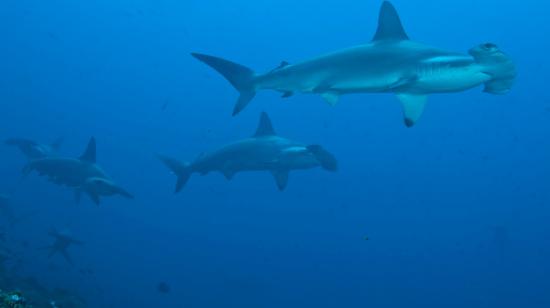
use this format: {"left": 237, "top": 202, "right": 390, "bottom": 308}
{"left": 410, "top": 60, "right": 492, "bottom": 94}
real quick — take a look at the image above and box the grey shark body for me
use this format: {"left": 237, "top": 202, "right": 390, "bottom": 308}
{"left": 24, "top": 138, "right": 132, "bottom": 205}
{"left": 192, "top": 1, "right": 516, "bottom": 126}
{"left": 159, "top": 112, "right": 337, "bottom": 191}
{"left": 5, "top": 137, "right": 63, "bottom": 160}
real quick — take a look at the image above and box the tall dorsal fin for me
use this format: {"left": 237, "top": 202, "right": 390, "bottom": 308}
{"left": 80, "top": 137, "right": 96, "bottom": 163}
{"left": 372, "top": 1, "right": 409, "bottom": 42}
{"left": 253, "top": 112, "right": 276, "bottom": 137}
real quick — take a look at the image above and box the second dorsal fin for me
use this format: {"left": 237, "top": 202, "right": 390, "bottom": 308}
{"left": 253, "top": 112, "right": 276, "bottom": 137}
{"left": 372, "top": 1, "right": 409, "bottom": 42}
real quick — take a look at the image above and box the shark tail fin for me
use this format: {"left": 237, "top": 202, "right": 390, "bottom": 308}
{"left": 157, "top": 155, "right": 192, "bottom": 193}
{"left": 307, "top": 145, "right": 338, "bottom": 172}
{"left": 191, "top": 53, "right": 256, "bottom": 116}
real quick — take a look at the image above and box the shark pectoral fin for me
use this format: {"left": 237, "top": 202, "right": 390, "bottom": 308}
{"left": 271, "top": 170, "right": 289, "bottom": 191}
{"left": 87, "top": 192, "right": 101, "bottom": 206}
{"left": 396, "top": 93, "right": 428, "bottom": 127}
{"left": 321, "top": 92, "right": 340, "bottom": 106}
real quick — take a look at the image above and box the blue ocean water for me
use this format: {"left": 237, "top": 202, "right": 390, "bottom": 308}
{"left": 0, "top": 0, "right": 548, "bottom": 307}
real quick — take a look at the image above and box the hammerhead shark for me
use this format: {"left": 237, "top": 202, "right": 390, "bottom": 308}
{"left": 5, "top": 137, "right": 63, "bottom": 160}
{"left": 159, "top": 112, "right": 337, "bottom": 191}
{"left": 192, "top": 1, "right": 516, "bottom": 126}
{"left": 41, "top": 228, "right": 83, "bottom": 265}
{"left": 23, "top": 138, "right": 133, "bottom": 205}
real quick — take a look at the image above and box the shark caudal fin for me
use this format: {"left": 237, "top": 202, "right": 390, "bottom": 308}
{"left": 158, "top": 155, "right": 192, "bottom": 193}
{"left": 191, "top": 53, "right": 256, "bottom": 116}
{"left": 307, "top": 145, "right": 338, "bottom": 172}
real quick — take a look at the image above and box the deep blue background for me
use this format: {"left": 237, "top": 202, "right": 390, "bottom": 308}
{"left": 1, "top": 0, "right": 549, "bottom": 307}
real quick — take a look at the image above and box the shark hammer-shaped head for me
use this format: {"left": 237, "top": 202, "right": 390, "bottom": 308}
{"left": 469, "top": 43, "right": 516, "bottom": 94}
{"left": 77, "top": 177, "right": 134, "bottom": 205}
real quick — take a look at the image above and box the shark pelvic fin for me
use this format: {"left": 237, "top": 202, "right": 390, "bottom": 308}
{"left": 396, "top": 93, "right": 428, "bottom": 127}
{"left": 253, "top": 112, "right": 277, "bottom": 137}
{"left": 79, "top": 137, "right": 96, "bottom": 163}
{"left": 321, "top": 92, "right": 340, "bottom": 106}
{"left": 372, "top": 1, "right": 409, "bottom": 42}
{"left": 271, "top": 170, "right": 289, "bottom": 191}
